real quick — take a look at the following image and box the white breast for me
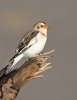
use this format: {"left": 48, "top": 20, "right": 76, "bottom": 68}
{"left": 23, "top": 32, "right": 47, "bottom": 58}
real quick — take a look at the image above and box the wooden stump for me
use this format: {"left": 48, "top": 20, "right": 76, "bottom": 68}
{"left": 0, "top": 50, "right": 55, "bottom": 100}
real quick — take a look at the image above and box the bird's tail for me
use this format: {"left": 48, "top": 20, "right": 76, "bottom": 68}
{"left": 9, "top": 54, "right": 23, "bottom": 69}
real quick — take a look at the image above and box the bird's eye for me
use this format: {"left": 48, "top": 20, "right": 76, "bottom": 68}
{"left": 41, "top": 25, "right": 43, "bottom": 27}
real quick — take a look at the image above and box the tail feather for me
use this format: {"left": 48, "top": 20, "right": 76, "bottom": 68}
{"left": 10, "top": 54, "right": 23, "bottom": 69}
{"left": 9, "top": 53, "right": 18, "bottom": 62}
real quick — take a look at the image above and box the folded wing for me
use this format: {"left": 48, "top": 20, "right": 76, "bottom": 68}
{"left": 9, "top": 30, "right": 39, "bottom": 62}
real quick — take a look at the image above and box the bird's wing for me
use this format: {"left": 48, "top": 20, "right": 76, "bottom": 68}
{"left": 9, "top": 30, "right": 39, "bottom": 62}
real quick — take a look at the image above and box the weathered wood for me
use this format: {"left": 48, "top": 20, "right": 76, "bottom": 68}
{"left": 0, "top": 50, "right": 55, "bottom": 100}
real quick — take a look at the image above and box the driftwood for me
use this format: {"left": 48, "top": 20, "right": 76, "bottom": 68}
{"left": 0, "top": 50, "right": 55, "bottom": 100}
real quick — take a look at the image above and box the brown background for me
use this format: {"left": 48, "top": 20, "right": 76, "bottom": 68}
{"left": 0, "top": 0, "right": 77, "bottom": 100}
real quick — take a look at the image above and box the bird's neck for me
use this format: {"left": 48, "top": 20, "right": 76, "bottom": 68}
{"left": 40, "top": 29, "right": 47, "bottom": 35}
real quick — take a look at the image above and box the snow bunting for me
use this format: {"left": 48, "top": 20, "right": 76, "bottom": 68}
{"left": 9, "top": 21, "right": 49, "bottom": 69}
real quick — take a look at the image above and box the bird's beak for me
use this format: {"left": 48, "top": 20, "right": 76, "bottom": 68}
{"left": 44, "top": 25, "right": 49, "bottom": 29}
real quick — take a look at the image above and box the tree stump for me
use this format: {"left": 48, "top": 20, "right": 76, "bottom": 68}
{"left": 0, "top": 50, "right": 55, "bottom": 100}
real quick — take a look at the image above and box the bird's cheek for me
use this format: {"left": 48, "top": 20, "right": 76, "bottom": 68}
{"left": 37, "top": 26, "right": 40, "bottom": 29}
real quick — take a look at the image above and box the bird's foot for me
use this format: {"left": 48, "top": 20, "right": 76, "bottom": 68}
{"left": 37, "top": 52, "right": 44, "bottom": 56}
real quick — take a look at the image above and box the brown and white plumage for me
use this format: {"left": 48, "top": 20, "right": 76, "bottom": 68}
{"left": 9, "top": 21, "right": 49, "bottom": 69}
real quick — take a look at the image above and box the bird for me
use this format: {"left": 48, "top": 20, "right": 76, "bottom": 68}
{"left": 9, "top": 21, "right": 49, "bottom": 69}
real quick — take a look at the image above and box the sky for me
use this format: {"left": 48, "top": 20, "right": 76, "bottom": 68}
{"left": 0, "top": 0, "right": 77, "bottom": 100}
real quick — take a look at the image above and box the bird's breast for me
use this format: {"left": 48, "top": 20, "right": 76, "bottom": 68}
{"left": 23, "top": 36, "right": 47, "bottom": 58}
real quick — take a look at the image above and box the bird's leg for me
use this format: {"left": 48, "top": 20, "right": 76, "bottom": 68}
{"left": 28, "top": 57, "right": 31, "bottom": 60}
{"left": 37, "top": 52, "right": 44, "bottom": 56}
{"left": 28, "top": 57, "right": 36, "bottom": 62}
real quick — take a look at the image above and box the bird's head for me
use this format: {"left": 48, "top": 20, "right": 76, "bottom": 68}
{"left": 33, "top": 21, "right": 49, "bottom": 33}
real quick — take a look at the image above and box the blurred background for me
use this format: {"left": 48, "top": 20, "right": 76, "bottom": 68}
{"left": 0, "top": 0, "right": 77, "bottom": 100}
